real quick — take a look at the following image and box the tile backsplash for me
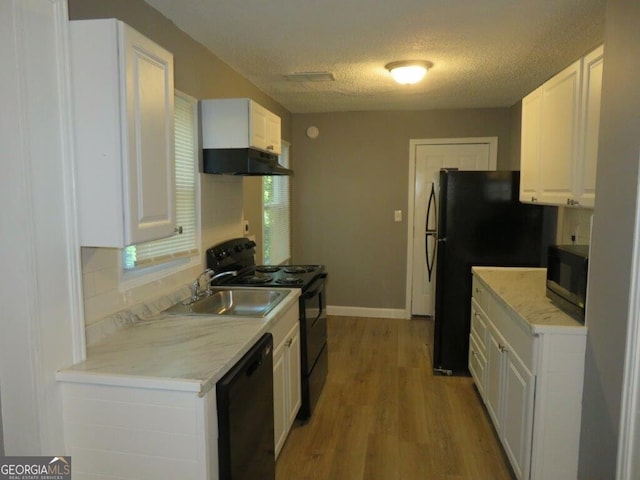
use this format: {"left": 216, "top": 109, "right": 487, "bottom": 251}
{"left": 557, "top": 206, "right": 594, "bottom": 245}
{"left": 81, "top": 247, "right": 197, "bottom": 327}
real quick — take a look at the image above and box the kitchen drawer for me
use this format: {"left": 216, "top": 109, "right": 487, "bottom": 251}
{"left": 471, "top": 299, "right": 488, "bottom": 353}
{"left": 490, "top": 299, "right": 537, "bottom": 372}
{"left": 472, "top": 275, "right": 490, "bottom": 316}
{"left": 269, "top": 300, "right": 298, "bottom": 348}
{"left": 469, "top": 333, "right": 487, "bottom": 396}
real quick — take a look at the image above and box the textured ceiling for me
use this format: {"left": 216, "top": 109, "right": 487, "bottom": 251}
{"left": 144, "top": 0, "right": 606, "bottom": 113}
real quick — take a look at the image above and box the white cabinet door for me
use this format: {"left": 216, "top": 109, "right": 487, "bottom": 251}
{"left": 271, "top": 307, "right": 301, "bottom": 458}
{"left": 266, "top": 110, "right": 282, "bottom": 154}
{"left": 201, "top": 98, "right": 282, "bottom": 154}
{"left": 575, "top": 45, "right": 604, "bottom": 208}
{"left": 539, "top": 59, "right": 581, "bottom": 205}
{"left": 287, "top": 324, "right": 302, "bottom": 428}
{"left": 250, "top": 101, "right": 269, "bottom": 151}
{"left": 250, "top": 101, "right": 281, "bottom": 154}
{"left": 502, "top": 350, "right": 535, "bottom": 480}
{"left": 520, "top": 86, "right": 543, "bottom": 203}
{"left": 273, "top": 340, "right": 287, "bottom": 456}
{"left": 71, "top": 19, "right": 175, "bottom": 247}
{"left": 121, "top": 23, "right": 176, "bottom": 245}
{"left": 520, "top": 46, "right": 603, "bottom": 208}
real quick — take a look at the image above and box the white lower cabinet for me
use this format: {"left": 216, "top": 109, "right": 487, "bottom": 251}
{"left": 60, "top": 383, "right": 217, "bottom": 480}
{"left": 273, "top": 321, "right": 301, "bottom": 457}
{"left": 497, "top": 326, "right": 535, "bottom": 480}
{"left": 269, "top": 300, "right": 302, "bottom": 458}
{"left": 470, "top": 273, "right": 586, "bottom": 480}
{"left": 58, "top": 297, "right": 302, "bottom": 479}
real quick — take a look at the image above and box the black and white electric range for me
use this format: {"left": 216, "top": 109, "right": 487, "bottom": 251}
{"left": 206, "top": 238, "right": 328, "bottom": 421}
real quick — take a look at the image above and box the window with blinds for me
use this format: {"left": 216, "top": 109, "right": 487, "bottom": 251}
{"left": 263, "top": 142, "right": 290, "bottom": 265}
{"left": 123, "top": 91, "right": 199, "bottom": 271}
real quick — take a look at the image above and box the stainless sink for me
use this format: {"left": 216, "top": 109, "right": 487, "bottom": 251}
{"left": 163, "top": 288, "right": 287, "bottom": 317}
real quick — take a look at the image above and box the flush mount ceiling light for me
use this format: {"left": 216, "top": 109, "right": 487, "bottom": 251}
{"left": 385, "top": 60, "right": 432, "bottom": 85}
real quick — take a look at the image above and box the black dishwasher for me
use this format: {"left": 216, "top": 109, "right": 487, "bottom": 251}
{"left": 217, "top": 333, "right": 275, "bottom": 480}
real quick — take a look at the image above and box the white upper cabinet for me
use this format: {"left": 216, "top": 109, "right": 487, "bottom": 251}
{"left": 520, "top": 45, "right": 604, "bottom": 208}
{"left": 520, "top": 86, "right": 543, "bottom": 203}
{"left": 71, "top": 19, "right": 176, "bottom": 247}
{"left": 201, "top": 98, "right": 282, "bottom": 154}
{"left": 575, "top": 46, "right": 604, "bottom": 207}
{"left": 538, "top": 59, "right": 582, "bottom": 205}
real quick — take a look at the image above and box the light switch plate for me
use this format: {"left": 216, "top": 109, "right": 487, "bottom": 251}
{"left": 394, "top": 210, "right": 402, "bottom": 222}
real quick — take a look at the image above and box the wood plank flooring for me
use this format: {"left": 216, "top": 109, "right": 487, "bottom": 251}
{"left": 276, "top": 316, "right": 515, "bottom": 480}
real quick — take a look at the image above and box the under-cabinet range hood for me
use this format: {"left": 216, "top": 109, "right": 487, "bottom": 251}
{"left": 202, "top": 148, "right": 293, "bottom": 176}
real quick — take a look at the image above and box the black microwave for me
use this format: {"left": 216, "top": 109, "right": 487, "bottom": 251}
{"left": 546, "top": 244, "right": 589, "bottom": 322}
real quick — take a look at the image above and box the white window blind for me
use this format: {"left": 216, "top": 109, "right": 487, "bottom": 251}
{"left": 263, "top": 142, "right": 290, "bottom": 265}
{"left": 123, "top": 91, "right": 199, "bottom": 270}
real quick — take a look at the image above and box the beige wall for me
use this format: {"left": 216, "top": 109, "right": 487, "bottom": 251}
{"left": 290, "top": 109, "right": 512, "bottom": 308}
{"left": 69, "top": 0, "right": 291, "bottom": 324}
{"left": 579, "top": 0, "right": 640, "bottom": 475}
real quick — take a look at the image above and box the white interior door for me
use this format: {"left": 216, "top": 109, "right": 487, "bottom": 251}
{"left": 410, "top": 140, "right": 496, "bottom": 316}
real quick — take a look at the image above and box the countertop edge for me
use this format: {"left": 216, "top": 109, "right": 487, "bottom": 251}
{"left": 471, "top": 267, "right": 587, "bottom": 335}
{"left": 55, "top": 370, "right": 202, "bottom": 393}
{"left": 57, "top": 288, "right": 301, "bottom": 395}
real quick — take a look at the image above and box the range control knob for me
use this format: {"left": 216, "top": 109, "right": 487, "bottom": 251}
{"left": 215, "top": 250, "right": 227, "bottom": 260}
{"left": 246, "top": 240, "right": 256, "bottom": 249}
{"left": 235, "top": 244, "right": 245, "bottom": 252}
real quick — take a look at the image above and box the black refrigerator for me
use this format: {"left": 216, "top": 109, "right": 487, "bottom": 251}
{"left": 432, "top": 170, "right": 556, "bottom": 376}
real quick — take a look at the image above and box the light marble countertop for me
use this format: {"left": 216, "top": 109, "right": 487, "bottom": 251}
{"left": 472, "top": 266, "right": 587, "bottom": 335}
{"left": 56, "top": 288, "right": 301, "bottom": 395}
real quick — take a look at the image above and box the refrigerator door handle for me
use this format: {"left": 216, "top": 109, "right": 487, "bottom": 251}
{"left": 425, "top": 182, "right": 437, "bottom": 233}
{"left": 425, "top": 181, "right": 438, "bottom": 282}
{"left": 426, "top": 232, "right": 437, "bottom": 282}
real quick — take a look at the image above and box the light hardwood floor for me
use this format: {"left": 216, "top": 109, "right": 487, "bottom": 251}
{"left": 276, "top": 316, "right": 515, "bottom": 480}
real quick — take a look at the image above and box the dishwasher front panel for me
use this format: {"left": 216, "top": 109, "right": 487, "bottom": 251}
{"left": 217, "top": 333, "right": 275, "bottom": 480}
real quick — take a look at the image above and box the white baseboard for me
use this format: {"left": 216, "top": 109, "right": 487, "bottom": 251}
{"left": 327, "top": 305, "right": 409, "bottom": 319}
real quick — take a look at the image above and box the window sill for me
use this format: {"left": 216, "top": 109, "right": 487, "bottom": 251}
{"left": 118, "top": 254, "right": 201, "bottom": 292}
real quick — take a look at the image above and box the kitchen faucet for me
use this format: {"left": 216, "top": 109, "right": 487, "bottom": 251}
{"left": 211, "top": 270, "right": 238, "bottom": 284}
{"left": 190, "top": 269, "right": 238, "bottom": 302}
{"left": 190, "top": 269, "right": 214, "bottom": 302}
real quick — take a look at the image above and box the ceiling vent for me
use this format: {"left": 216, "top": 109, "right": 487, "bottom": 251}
{"left": 284, "top": 72, "right": 335, "bottom": 82}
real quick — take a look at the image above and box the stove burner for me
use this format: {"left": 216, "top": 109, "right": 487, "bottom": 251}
{"left": 255, "top": 266, "right": 281, "bottom": 273}
{"left": 275, "top": 277, "right": 305, "bottom": 285}
{"left": 237, "top": 275, "right": 272, "bottom": 285}
{"left": 283, "top": 266, "right": 317, "bottom": 274}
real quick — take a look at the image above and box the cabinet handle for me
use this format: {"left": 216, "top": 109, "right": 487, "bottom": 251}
{"left": 266, "top": 145, "right": 274, "bottom": 150}
{"left": 498, "top": 343, "right": 508, "bottom": 353}
{"left": 286, "top": 338, "right": 293, "bottom": 347}
{"left": 174, "top": 226, "right": 183, "bottom": 234}
{"left": 531, "top": 196, "right": 537, "bottom": 202}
